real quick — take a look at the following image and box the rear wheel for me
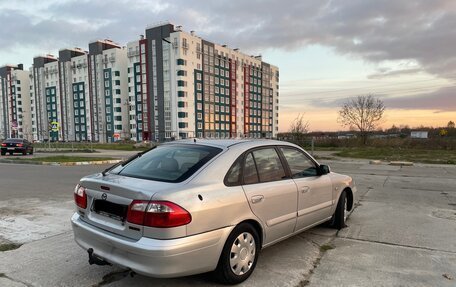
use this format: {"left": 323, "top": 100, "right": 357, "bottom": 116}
{"left": 29, "top": 148, "right": 33, "bottom": 155}
{"left": 0, "top": 151, "right": 5, "bottom": 156}
{"left": 22, "top": 150, "right": 27, "bottom": 156}
{"left": 9, "top": 152, "right": 13, "bottom": 155}
{"left": 213, "top": 223, "right": 260, "bottom": 285}
{"left": 330, "top": 191, "right": 347, "bottom": 230}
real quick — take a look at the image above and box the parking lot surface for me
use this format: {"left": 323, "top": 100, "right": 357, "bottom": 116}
{"left": 0, "top": 157, "right": 455, "bottom": 286}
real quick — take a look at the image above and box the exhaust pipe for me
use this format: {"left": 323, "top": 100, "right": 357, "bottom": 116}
{"left": 87, "top": 248, "right": 112, "bottom": 266}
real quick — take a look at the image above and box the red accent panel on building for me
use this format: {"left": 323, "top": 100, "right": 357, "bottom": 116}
{"left": 243, "top": 65, "right": 249, "bottom": 137}
{"left": 8, "top": 71, "right": 15, "bottom": 137}
{"left": 58, "top": 62, "right": 65, "bottom": 140}
{"left": 139, "top": 39, "right": 150, "bottom": 141}
{"left": 87, "top": 56, "right": 94, "bottom": 141}
{"left": 229, "top": 59, "right": 237, "bottom": 137}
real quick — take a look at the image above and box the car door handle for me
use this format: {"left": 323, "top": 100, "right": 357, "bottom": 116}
{"left": 300, "top": 186, "right": 310, "bottom": 193}
{"left": 251, "top": 195, "right": 264, "bottom": 204}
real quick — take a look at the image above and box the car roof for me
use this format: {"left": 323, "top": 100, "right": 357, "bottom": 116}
{"left": 5, "top": 138, "right": 24, "bottom": 142}
{"left": 165, "top": 139, "right": 297, "bottom": 149}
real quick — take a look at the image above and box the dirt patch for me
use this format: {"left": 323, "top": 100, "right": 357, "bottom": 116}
{"left": 0, "top": 243, "right": 22, "bottom": 252}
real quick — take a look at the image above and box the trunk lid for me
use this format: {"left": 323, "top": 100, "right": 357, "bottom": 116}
{"left": 77, "top": 172, "right": 176, "bottom": 240}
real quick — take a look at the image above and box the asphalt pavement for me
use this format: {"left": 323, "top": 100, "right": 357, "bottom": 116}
{"left": 0, "top": 156, "right": 455, "bottom": 286}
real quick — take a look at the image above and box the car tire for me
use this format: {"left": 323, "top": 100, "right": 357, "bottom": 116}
{"left": 330, "top": 190, "right": 347, "bottom": 230}
{"left": 9, "top": 152, "right": 13, "bottom": 155}
{"left": 30, "top": 148, "right": 33, "bottom": 155}
{"left": 0, "top": 152, "right": 5, "bottom": 156}
{"left": 213, "top": 223, "right": 261, "bottom": 285}
{"left": 22, "top": 150, "right": 27, "bottom": 156}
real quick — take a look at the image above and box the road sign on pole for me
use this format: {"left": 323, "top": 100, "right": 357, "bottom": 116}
{"left": 51, "top": 121, "right": 60, "bottom": 132}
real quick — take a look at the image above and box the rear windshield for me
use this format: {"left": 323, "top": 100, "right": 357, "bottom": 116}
{"left": 4, "top": 139, "right": 23, "bottom": 143}
{"left": 116, "top": 144, "right": 222, "bottom": 182}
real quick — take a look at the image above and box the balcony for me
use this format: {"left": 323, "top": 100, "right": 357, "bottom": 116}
{"left": 127, "top": 50, "right": 140, "bottom": 57}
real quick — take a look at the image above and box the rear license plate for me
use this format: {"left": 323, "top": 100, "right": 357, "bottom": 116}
{"left": 93, "top": 200, "right": 128, "bottom": 221}
{"left": 7, "top": 148, "right": 14, "bottom": 150}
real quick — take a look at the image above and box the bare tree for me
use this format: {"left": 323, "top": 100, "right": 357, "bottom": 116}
{"left": 289, "top": 113, "right": 309, "bottom": 142}
{"left": 338, "top": 95, "right": 385, "bottom": 144}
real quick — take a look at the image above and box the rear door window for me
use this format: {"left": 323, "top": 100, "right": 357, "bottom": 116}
{"left": 252, "top": 148, "right": 286, "bottom": 182}
{"left": 117, "top": 144, "right": 222, "bottom": 182}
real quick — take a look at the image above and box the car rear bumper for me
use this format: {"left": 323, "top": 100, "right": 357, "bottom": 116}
{"left": 1, "top": 147, "right": 26, "bottom": 153}
{"left": 71, "top": 212, "right": 233, "bottom": 278}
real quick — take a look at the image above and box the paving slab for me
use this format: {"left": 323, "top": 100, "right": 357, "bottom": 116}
{"left": 0, "top": 230, "right": 334, "bottom": 287}
{"left": 306, "top": 162, "right": 456, "bottom": 287}
{"left": 307, "top": 237, "right": 456, "bottom": 287}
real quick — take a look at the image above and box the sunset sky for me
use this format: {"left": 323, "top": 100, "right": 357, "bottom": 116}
{"left": 1, "top": 0, "right": 455, "bottom": 132}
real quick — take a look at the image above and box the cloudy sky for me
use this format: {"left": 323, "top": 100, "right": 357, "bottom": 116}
{"left": 1, "top": 0, "right": 455, "bottom": 131}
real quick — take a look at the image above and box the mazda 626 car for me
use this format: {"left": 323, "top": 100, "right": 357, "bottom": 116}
{"left": 71, "top": 139, "right": 356, "bottom": 284}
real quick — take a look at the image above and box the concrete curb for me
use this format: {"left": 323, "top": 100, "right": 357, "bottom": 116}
{"left": 0, "top": 159, "right": 121, "bottom": 166}
{"left": 389, "top": 161, "right": 414, "bottom": 166}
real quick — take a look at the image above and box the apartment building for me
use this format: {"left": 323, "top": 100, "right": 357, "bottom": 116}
{"left": 141, "top": 23, "right": 279, "bottom": 141}
{"left": 126, "top": 36, "right": 150, "bottom": 142}
{"left": 1, "top": 23, "right": 279, "bottom": 142}
{"left": 0, "top": 64, "right": 31, "bottom": 140}
{"left": 30, "top": 55, "right": 61, "bottom": 141}
{"left": 88, "top": 40, "right": 129, "bottom": 143}
{"left": 58, "top": 48, "right": 91, "bottom": 141}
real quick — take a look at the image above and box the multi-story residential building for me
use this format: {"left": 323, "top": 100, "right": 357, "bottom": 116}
{"left": 88, "top": 40, "right": 129, "bottom": 143}
{"left": 140, "top": 23, "right": 279, "bottom": 141}
{"left": 58, "top": 47, "right": 91, "bottom": 141}
{"left": 126, "top": 36, "right": 150, "bottom": 142}
{"left": 30, "top": 55, "right": 61, "bottom": 141}
{"left": 2, "top": 23, "right": 279, "bottom": 142}
{"left": 0, "top": 64, "right": 32, "bottom": 140}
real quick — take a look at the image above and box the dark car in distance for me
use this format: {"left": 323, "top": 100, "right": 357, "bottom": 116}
{"left": 1, "top": 138, "right": 34, "bottom": 155}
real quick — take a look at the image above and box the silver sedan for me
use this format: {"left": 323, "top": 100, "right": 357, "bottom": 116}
{"left": 71, "top": 139, "right": 356, "bottom": 284}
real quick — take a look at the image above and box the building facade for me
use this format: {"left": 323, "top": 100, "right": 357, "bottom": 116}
{"left": 30, "top": 55, "right": 61, "bottom": 141}
{"left": 0, "top": 64, "right": 32, "bottom": 140}
{"left": 88, "top": 40, "right": 129, "bottom": 143}
{"left": 1, "top": 23, "right": 279, "bottom": 142}
{"left": 58, "top": 48, "right": 91, "bottom": 142}
{"left": 140, "top": 23, "right": 279, "bottom": 141}
{"left": 126, "top": 37, "right": 150, "bottom": 142}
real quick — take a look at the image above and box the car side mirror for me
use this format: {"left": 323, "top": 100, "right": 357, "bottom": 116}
{"left": 319, "top": 165, "right": 330, "bottom": 175}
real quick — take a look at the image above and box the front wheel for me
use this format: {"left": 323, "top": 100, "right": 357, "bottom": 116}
{"left": 213, "top": 223, "right": 260, "bottom": 285}
{"left": 330, "top": 191, "right": 347, "bottom": 230}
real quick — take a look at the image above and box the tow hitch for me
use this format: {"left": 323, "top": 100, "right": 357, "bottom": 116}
{"left": 87, "top": 248, "right": 112, "bottom": 266}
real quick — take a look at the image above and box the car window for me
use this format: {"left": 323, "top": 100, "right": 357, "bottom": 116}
{"left": 252, "top": 148, "right": 287, "bottom": 182}
{"left": 5, "top": 139, "right": 22, "bottom": 143}
{"left": 118, "top": 144, "right": 222, "bottom": 183}
{"left": 225, "top": 157, "right": 242, "bottom": 186}
{"left": 243, "top": 153, "right": 259, "bottom": 185}
{"left": 280, "top": 147, "right": 318, "bottom": 178}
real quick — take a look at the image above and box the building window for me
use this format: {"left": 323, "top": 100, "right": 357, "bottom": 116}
{"left": 177, "top": 59, "right": 186, "bottom": 66}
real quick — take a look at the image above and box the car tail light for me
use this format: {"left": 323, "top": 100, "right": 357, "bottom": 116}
{"left": 1, "top": 143, "right": 6, "bottom": 147}
{"left": 127, "top": 200, "right": 191, "bottom": 228}
{"left": 74, "top": 185, "right": 87, "bottom": 209}
{"left": 16, "top": 143, "right": 23, "bottom": 147}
